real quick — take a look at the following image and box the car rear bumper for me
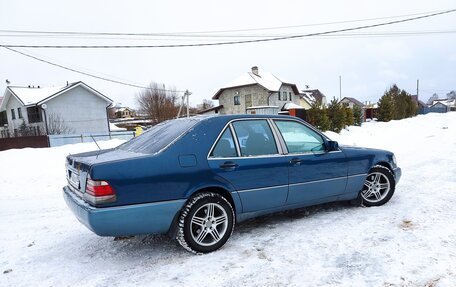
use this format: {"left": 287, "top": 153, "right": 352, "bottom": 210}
{"left": 63, "top": 186, "right": 186, "bottom": 237}
{"left": 393, "top": 167, "right": 402, "bottom": 184}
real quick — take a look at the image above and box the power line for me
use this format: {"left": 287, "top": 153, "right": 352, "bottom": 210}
{"left": 1, "top": 9, "right": 455, "bottom": 48}
{"left": 1, "top": 46, "right": 186, "bottom": 92}
{"left": 0, "top": 9, "right": 450, "bottom": 36}
{"left": 1, "top": 30, "right": 455, "bottom": 41}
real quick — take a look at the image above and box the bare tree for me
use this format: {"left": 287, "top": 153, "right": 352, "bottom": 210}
{"left": 47, "top": 113, "right": 74, "bottom": 134}
{"left": 137, "top": 82, "right": 179, "bottom": 124}
{"left": 201, "top": 99, "right": 214, "bottom": 110}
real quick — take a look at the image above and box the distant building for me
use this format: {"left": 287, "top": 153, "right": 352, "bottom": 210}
{"left": 109, "top": 104, "right": 136, "bottom": 119}
{"left": 211, "top": 66, "right": 304, "bottom": 115}
{"left": 0, "top": 81, "right": 112, "bottom": 138}
{"left": 340, "top": 97, "right": 364, "bottom": 109}
{"left": 364, "top": 101, "right": 378, "bottom": 121}
{"left": 301, "top": 89, "right": 327, "bottom": 106}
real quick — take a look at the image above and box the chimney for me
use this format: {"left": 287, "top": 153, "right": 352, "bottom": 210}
{"left": 251, "top": 66, "right": 259, "bottom": 76}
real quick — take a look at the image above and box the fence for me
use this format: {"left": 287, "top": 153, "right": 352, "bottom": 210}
{"left": 418, "top": 107, "right": 448, "bottom": 115}
{"left": 0, "top": 135, "right": 49, "bottom": 151}
{"left": 48, "top": 131, "right": 135, "bottom": 147}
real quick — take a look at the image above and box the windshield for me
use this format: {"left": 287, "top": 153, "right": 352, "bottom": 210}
{"left": 116, "top": 117, "right": 201, "bottom": 154}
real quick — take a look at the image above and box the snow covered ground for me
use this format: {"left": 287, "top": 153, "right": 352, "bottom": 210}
{"left": 1, "top": 113, "right": 455, "bottom": 287}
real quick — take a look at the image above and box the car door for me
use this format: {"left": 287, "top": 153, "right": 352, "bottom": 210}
{"left": 273, "top": 119, "right": 349, "bottom": 205}
{"left": 207, "top": 119, "right": 289, "bottom": 212}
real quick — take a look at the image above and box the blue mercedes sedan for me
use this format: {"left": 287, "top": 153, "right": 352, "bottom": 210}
{"left": 63, "top": 115, "right": 401, "bottom": 253}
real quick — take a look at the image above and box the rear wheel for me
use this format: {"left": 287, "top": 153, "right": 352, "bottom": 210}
{"left": 360, "top": 165, "right": 396, "bottom": 207}
{"left": 176, "top": 192, "right": 235, "bottom": 254}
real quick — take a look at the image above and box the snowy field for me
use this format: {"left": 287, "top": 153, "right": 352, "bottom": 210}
{"left": 1, "top": 113, "right": 455, "bottom": 287}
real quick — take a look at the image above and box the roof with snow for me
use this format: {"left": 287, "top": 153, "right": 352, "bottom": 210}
{"left": 282, "top": 102, "right": 306, "bottom": 110}
{"left": 301, "top": 89, "right": 326, "bottom": 104}
{"left": 1, "top": 81, "right": 112, "bottom": 110}
{"left": 341, "top": 97, "right": 364, "bottom": 107}
{"left": 212, "top": 67, "right": 299, "bottom": 100}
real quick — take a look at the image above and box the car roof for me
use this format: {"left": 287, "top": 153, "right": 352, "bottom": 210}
{"left": 195, "top": 114, "right": 299, "bottom": 122}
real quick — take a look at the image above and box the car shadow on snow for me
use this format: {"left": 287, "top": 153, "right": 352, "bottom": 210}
{"left": 234, "top": 200, "right": 359, "bottom": 234}
{"left": 62, "top": 200, "right": 360, "bottom": 262}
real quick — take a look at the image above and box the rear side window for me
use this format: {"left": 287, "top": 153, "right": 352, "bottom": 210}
{"left": 232, "top": 120, "right": 278, "bottom": 157}
{"left": 210, "top": 128, "right": 237, "bottom": 158}
{"left": 117, "top": 118, "right": 199, "bottom": 154}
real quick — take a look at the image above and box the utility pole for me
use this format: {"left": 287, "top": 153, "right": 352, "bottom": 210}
{"left": 416, "top": 79, "right": 419, "bottom": 100}
{"left": 339, "top": 75, "right": 342, "bottom": 101}
{"left": 176, "top": 90, "right": 192, "bottom": 119}
{"left": 186, "top": 90, "right": 190, "bottom": 118}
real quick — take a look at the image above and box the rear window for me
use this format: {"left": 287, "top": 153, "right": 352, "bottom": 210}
{"left": 116, "top": 118, "right": 200, "bottom": 154}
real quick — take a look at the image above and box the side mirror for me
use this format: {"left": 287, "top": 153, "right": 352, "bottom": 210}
{"left": 326, "top": 140, "right": 339, "bottom": 152}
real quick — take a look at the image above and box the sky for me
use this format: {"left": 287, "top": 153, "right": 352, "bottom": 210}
{"left": 0, "top": 0, "right": 455, "bottom": 109}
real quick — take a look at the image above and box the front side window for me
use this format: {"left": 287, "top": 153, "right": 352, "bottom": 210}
{"left": 18, "top": 108, "right": 22, "bottom": 119}
{"left": 210, "top": 128, "right": 237, "bottom": 158}
{"left": 282, "top": 91, "right": 287, "bottom": 101}
{"left": 289, "top": 92, "right": 292, "bottom": 101}
{"left": 11, "top": 109, "right": 15, "bottom": 120}
{"left": 274, "top": 120, "right": 325, "bottom": 153}
{"left": 234, "top": 95, "right": 240, "bottom": 105}
{"left": 232, "top": 120, "right": 278, "bottom": 157}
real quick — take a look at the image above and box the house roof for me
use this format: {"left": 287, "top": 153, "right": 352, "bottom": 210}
{"left": 196, "top": 105, "right": 224, "bottom": 114}
{"left": 302, "top": 89, "right": 326, "bottom": 104}
{"left": 212, "top": 69, "right": 299, "bottom": 100}
{"left": 341, "top": 97, "right": 364, "bottom": 107}
{"left": 282, "top": 102, "right": 306, "bottom": 110}
{"left": 1, "top": 81, "right": 112, "bottom": 110}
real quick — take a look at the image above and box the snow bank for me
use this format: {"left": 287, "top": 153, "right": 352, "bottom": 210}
{"left": 1, "top": 113, "right": 456, "bottom": 286}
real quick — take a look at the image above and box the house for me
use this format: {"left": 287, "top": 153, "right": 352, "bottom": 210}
{"left": 301, "top": 89, "right": 327, "bottom": 106}
{"left": 340, "top": 97, "right": 364, "bottom": 109}
{"left": 432, "top": 99, "right": 456, "bottom": 112}
{"left": 109, "top": 104, "right": 136, "bottom": 119}
{"left": 0, "top": 81, "right": 113, "bottom": 137}
{"left": 364, "top": 101, "right": 378, "bottom": 121}
{"left": 211, "top": 66, "right": 304, "bottom": 115}
{"left": 196, "top": 105, "right": 224, "bottom": 115}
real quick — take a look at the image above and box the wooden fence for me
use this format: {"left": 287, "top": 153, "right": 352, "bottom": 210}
{"left": 0, "top": 135, "right": 49, "bottom": 151}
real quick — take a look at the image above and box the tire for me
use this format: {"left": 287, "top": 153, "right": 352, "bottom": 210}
{"left": 360, "top": 165, "right": 396, "bottom": 207}
{"left": 176, "top": 192, "right": 235, "bottom": 254}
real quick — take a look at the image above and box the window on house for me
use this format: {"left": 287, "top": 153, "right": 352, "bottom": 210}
{"left": 282, "top": 91, "right": 287, "bottom": 101}
{"left": 289, "top": 92, "right": 292, "bottom": 101}
{"left": 11, "top": 109, "right": 16, "bottom": 120}
{"left": 234, "top": 95, "right": 240, "bottom": 105}
{"left": 18, "top": 108, "right": 22, "bottom": 119}
{"left": 27, "top": 107, "right": 43, "bottom": 123}
{"left": 0, "top": 111, "right": 7, "bottom": 126}
{"left": 278, "top": 92, "right": 281, "bottom": 101}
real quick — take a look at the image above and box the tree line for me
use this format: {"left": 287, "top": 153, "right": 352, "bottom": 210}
{"left": 377, "top": 85, "right": 417, "bottom": 122}
{"left": 306, "top": 99, "right": 363, "bottom": 133}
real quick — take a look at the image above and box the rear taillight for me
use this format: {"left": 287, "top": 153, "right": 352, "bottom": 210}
{"left": 84, "top": 177, "right": 116, "bottom": 205}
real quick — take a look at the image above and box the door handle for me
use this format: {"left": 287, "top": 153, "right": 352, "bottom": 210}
{"left": 220, "top": 162, "right": 239, "bottom": 170}
{"left": 290, "top": 158, "right": 302, "bottom": 165}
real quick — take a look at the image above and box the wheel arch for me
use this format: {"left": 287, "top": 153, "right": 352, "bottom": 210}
{"left": 373, "top": 161, "right": 393, "bottom": 174}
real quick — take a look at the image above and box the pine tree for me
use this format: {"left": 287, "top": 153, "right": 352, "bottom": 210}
{"left": 319, "top": 106, "right": 331, "bottom": 131}
{"left": 378, "top": 93, "right": 394, "bottom": 122}
{"left": 353, "top": 105, "right": 363, "bottom": 126}
{"left": 345, "top": 107, "right": 355, "bottom": 126}
{"left": 327, "top": 98, "right": 346, "bottom": 133}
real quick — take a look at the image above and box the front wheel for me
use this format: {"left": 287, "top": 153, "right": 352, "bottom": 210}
{"left": 176, "top": 192, "right": 235, "bottom": 254}
{"left": 360, "top": 165, "right": 396, "bottom": 207}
